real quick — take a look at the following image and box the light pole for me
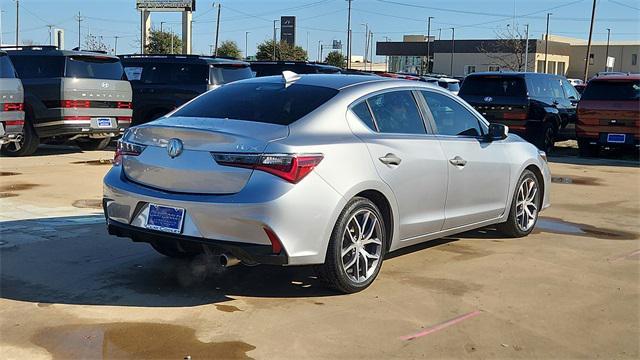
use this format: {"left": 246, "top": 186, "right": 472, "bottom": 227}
{"left": 318, "top": 40, "right": 322, "bottom": 62}
{"left": 272, "top": 19, "right": 279, "bottom": 60}
{"left": 438, "top": 28, "right": 442, "bottom": 41}
{"left": 426, "top": 16, "right": 433, "bottom": 74}
{"left": 114, "top": 36, "right": 119, "bottom": 55}
{"left": 15, "top": 0, "right": 18, "bottom": 48}
{"left": 449, "top": 28, "right": 455, "bottom": 77}
{"left": 383, "top": 36, "right": 391, "bottom": 72}
{"left": 524, "top": 24, "right": 529, "bottom": 72}
{"left": 604, "top": 28, "right": 611, "bottom": 71}
{"left": 346, "top": 0, "right": 353, "bottom": 69}
{"left": 361, "top": 23, "right": 368, "bottom": 71}
{"left": 583, "top": 0, "right": 597, "bottom": 81}
{"left": 544, "top": 12, "right": 551, "bottom": 73}
{"left": 160, "top": 21, "right": 165, "bottom": 32}
{"left": 245, "top": 31, "right": 250, "bottom": 60}
{"left": 214, "top": 2, "right": 221, "bottom": 56}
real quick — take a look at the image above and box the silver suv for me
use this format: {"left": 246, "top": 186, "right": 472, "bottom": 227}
{"left": 0, "top": 51, "right": 24, "bottom": 151}
{"left": 4, "top": 46, "right": 132, "bottom": 156}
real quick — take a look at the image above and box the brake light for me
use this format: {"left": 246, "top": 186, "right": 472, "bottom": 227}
{"left": 113, "top": 139, "right": 146, "bottom": 165}
{"left": 62, "top": 100, "right": 90, "bottom": 108}
{"left": 117, "top": 101, "right": 132, "bottom": 109}
{"left": 4, "top": 120, "right": 24, "bottom": 126}
{"left": 503, "top": 112, "right": 527, "bottom": 120}
{"left": 2, "top": 103, "right": 24, "bottom": 112}
{"left": 212, "top": 153, "right": 324, "bottom": 184}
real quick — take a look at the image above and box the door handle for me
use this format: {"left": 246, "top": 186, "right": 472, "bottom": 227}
{"left": 449, "top": 156, "right": 467, "bottom": 167}
{"left": 379, "top": 153, "right": 402, "bottom": 166}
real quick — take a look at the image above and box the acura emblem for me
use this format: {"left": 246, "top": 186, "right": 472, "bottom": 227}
{"left": 101, "top": 82, "right": 110, "bottom": 88}
{"left": 167, "top": 138, "right": 183, "bottom": 158}
{"left": 484, "top": 96, "right": 493, "bottom": 102}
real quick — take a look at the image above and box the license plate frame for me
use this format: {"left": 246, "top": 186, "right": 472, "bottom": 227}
{"left": 145, "top": 204, "right": 185, "bottom": 234}
{"left": 607, "top": 133, "right": 626, "bottom": 144}
{"left": 96, "top": 117, "right": 114, "bottom": 128}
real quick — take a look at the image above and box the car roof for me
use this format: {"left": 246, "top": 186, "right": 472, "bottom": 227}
{"left": 467, "top": 71, "right": 557, "bottom": 78}
{"left": 234, "top": 73, "right": 388, "bottom": 90}
{"left": 119, "top": 54, "right": 249, "bottom": 65}
{"left": 590, "top": 73, "right": 640, "bottom": 81}
{"left": 3, "top": 46, "right": 119, "bottom": 59}
{"left": 250, "top": 61, "right": 340, "bottom": 68}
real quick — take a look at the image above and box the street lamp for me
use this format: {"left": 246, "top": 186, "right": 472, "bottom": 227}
{"left": 245, "top": 31, "right": 250, "bottom": 60}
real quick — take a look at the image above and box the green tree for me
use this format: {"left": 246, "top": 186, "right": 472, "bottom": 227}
{"left": 145, "top": 29, "right": 182, "bottom": 54}
{"left": 256, "top": 40, "right": 308, "bottom": 61}
{"left": 324, "top": 51, "right": 346, "bottom": 68}
{"left": 216, "top": 40, "right": 241, "bottom": 59}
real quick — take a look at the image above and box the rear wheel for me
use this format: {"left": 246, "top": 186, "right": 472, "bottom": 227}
{"left": 533, "top": 122, "right": 556, "bottom": 154}
{"left": 150, "top": 240, "right": 200, "bottom": 259}
{"left": 316, "top": 197, "right": 387, "bottom": 293}
{"left": 76, "top": 137, "right": 112, "bottom": 151}
{"left": 497, "top": 170, "right": 541, "bottom": 238}
{"left": 577, "top": 138, "right": 599, "bottom": 157}
{"left": 0, "top": 120, "right": 39, "bottom": 157}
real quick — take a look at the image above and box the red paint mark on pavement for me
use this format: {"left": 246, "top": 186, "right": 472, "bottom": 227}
{"left": 401, "top": 310, "right": 482, "bottom": 341}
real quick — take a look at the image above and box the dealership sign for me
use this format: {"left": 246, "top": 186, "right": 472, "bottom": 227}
{"left": 280, "top": 16, "right": 296, "bottom": 46}
{"left": 136, "top": 0, "right": 195, "bottom": 11}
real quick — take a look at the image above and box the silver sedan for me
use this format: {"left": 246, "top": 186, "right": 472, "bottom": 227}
{"left": 103, "top": 73, "right": 550, "bottom": 293}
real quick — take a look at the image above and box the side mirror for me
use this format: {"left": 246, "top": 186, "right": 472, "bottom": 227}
{"left": 487, "top": 123, "right": 509, "bottom": 141}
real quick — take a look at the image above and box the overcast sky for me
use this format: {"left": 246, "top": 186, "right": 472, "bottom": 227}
{"left": 1, "top": 0, "right": 638, "bottom": 60}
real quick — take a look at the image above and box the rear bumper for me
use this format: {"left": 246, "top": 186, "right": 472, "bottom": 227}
{"left": 0, "top": 112, "right": 24, "bottom": 144}
{"left": 34, "top": 119, "right": 130, "bottom": 138}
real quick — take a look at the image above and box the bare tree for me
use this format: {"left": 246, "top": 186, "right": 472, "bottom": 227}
{"left": 477, "top": 25, "right": 532, "bottom": 71}
{"left": 84, "top": 34, "right": 110, "bottom": 52}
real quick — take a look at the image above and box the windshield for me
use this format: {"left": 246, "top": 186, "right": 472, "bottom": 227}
{"left": 65, "top": 56, "right": 124, "bottom": 80}
{"left": 581, "top": 80, "right": 640, "bottom": 101}
{"left": 459, "top": 76, "right": 527, "bottom": 97}
{"left": 171, "top": 82, "right": 339, "bottom": 125}
{"left": 210, "top": 65, "right": 253, "bottom": 85}
{"left": 0, "top": 54, "right": 16, "bottom": 78}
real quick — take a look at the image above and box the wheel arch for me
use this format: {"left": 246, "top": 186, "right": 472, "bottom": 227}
{"left": 524, "top": 164, "right": 545, "bottom": 208}
{"left": 354, "top": 189, "right": 394, "bottom": 253}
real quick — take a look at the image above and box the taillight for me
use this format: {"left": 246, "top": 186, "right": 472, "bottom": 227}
{"left": 62, "top": 100, "right": 90, "bottom": 108}
{"left": 117, "top": 101, "right": 132, "bottom": 109}
{"left": 212, "top": 153, "right": 323, "bottom": 184}
{"left": 503, "top": 112, "right": 527, "bottom": 120}
{"left": 2, "top": 103, "right": 24, "bottom": 112}
{"left": 263, "top": 227, "right": 283, "bottom": 254}
{"left": 4, "top": 120, "right": 24, "bottom": 126}
{"left": 113, "top": 139, "right": 146, "bottom": 165}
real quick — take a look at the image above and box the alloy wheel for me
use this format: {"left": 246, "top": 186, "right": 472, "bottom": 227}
{"left": 341, "top": 209, "right": 383, "bottom": 283}
{"left": 516, "top": 178, "right": 539, "bottom": 232}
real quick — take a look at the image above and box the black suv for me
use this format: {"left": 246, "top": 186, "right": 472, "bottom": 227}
{"left": 5, "top": 46, "right": 132, "bottom": 156}
{"left": 120, "top": 54, "right": 253, "bottom": 125}
{"left": 459, "top": 72, "right": 580, "bottom": 152}
{"left": 250, "top": 61, "right": 342, "bottom": 77}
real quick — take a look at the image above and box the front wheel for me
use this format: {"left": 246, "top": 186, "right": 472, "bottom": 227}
{"left": 316, "top": 197, "right": 387, "bottom": 294}
{"left": 497, "top": 170, "right": 541, "bottom": 238}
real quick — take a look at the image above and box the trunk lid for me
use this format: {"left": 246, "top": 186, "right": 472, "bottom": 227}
{"left": 123, "top": 117, "right": 288, "bottom": 194}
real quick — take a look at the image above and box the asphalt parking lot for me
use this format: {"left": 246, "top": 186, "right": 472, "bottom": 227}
{"left": 1, "top": 143, "right": 639, "bottom": 359}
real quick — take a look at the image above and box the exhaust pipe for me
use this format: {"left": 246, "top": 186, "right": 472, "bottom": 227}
{"left": 219, "top": 253, "right": 241, "bottom": 268}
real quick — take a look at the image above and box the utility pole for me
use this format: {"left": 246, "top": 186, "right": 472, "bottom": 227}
{"left": 160, "top": 21, "right": 165, "bottom": 32}
{"left": 76, "top": 12, "right": 82, "bottom": 50}
{"left": 306, "top": 31, "right": 310, "bottom": 55}
{"left": 214, "top": 2, "right": 221, "bottom": 56}
{"left": 47, "top": 24, "right": 54, "bottom": 45}
{"left": 114, "top": 36, "right": 119, "bottom": 55}
{"left": 346, "top": 0, "right": 353, "bottom": 69}
{"left": 438, "top": 28, "right": 442, "bottom": 40}
{"left": 245, "top": 31, "right": 249, "bottom": 59}
{"left": 604, "top": 28, "right": 611, "bottom": 71}
{"left": 361, "top": 23, "right": 368, "bottom": 71}
{"left": 583, "top": 0, "right": 597, "bottom": 81}
{"left": 318, "top": 40, "right": 322, "bottom": 62}
{"left": 426, "top": 16, "right": 433, "bottom": 74}
{"left": 0, "top": 8, "right": 4, "bottom": 46}
{"left": 524, "top": 24, "right": 529, "bottom": 72}
{"left": 15, "top": 0, "right": 19, "bottom": 47}
{"left": 369, "top": 31, "right": 374, "bottom": 71}
{"left": 272, "top": 20, "right": 279, "bottom": 60}
{"left": 544, "top": 12, "right": 551, "bottom": 73}
{"left": 450, "top": 27, "right": 455, "bottom": 77}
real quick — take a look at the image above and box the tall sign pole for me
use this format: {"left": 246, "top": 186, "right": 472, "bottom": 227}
{"left": 583, "top": 0, "right": 597, "bottom": 81}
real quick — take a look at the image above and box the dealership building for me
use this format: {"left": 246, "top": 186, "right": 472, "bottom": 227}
{"left": 377, "top": 34, "right": 639, "bottom": 79}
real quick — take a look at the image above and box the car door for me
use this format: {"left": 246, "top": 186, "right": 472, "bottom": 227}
{"left": 419, "top": 90, "right": 511, "bottom": 230}
{"left": 350, "top": 89, "right": 448, "bottom": 240}
{"left": 559, "top": 78, "right": 580, "bottom": 139}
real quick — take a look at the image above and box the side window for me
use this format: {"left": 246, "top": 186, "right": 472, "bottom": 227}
{"left": 421, "top": 91, "right": 484, "bottom": 137}
{"left": 367, "top": 91, "right": 426, "bottom": 135}
{"left": 351, "top": 101, "right": 376, "bottom": 131}
{"left": 561, "top": 79, "right": 579, "bottom": 99}
{"left": 549, "top": 78, "right": 565, "bottom": 98}
{"left": 11, "top": 56, "right": 64, "bottom": 78}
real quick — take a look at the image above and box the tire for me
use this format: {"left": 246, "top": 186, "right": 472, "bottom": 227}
{"left": 577, "top": 138, "right": 599, "bottom": 157}
{"left": 497, "top": 170, "right": 541, "bottom": 238}
{"left": 76, "top": 137, "right": 112, "bottom": 151}
{"left": 533, "top": 121, "right": 556, "bottom": 154}
{"left": 316, "top": 197, "right": 387, "bottom": 294}
{"left": 150, "top": 240, "right": 199, "bottom": 259}
{"left": 0, "top": 119, "right": 39, "bottom": 157}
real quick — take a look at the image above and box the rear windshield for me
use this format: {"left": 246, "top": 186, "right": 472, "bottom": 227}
{"left": 210, "top": 65, "right": 253, "bottom": 85}
{"left": 581, "top": 80, "right": 640, "bottom": 101}
{"left": 65, "top": 56, "right": 124, "bottom": 80}
{"left": 171, "top": 82, "right": 339, "bottom": 125}
{"left": 439, "top": 81, "right": 460, "bottom": 92}
{"left": 10, "top": 55, "right": 65, "bottom": 78}
{"left": 0, "top": 54, "right": 16, "bottom": 78}
{"left": 124, "top": 62, "right": 209, "bottom": 85}
{"left": 459, "top": 76, "right": 526, "bottom": 97}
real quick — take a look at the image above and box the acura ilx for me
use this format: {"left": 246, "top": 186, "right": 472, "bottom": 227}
{"left": 103, "top": 72, "right": 550, "bottom": 293}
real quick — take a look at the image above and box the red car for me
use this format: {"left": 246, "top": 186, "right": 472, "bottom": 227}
{"left": 576, "top": 74, "right": 640, "bottom": 156}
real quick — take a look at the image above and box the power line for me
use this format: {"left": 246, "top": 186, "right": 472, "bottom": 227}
{"left": 608, "top": 0, "right": 640, "bottom": 11}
